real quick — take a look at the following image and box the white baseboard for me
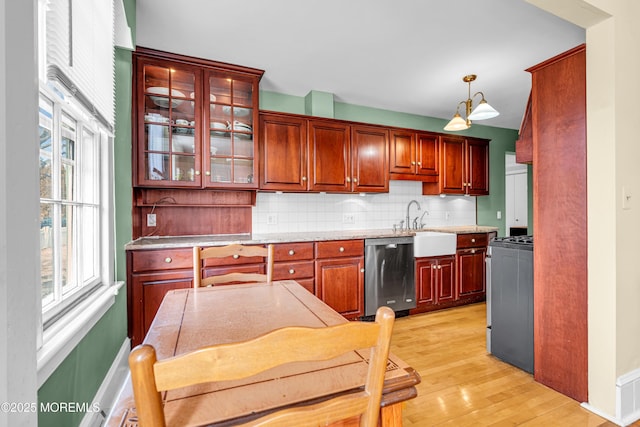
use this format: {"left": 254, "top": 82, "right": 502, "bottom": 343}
{"left": 80, "top": 338, "right": 130, "bottom": 427}
{"left": 616, "top": 367, "right": 640, "bottom": 426}
{"left": 580, "top": 368, "right": 640, "bottom": 427}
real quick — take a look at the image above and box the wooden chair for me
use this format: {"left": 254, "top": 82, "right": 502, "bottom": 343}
{"left": 193, "top": 244, "right": 274, "bottom": 287}
{"left": 128, "top": 306, "right": 395, "bottom": 427}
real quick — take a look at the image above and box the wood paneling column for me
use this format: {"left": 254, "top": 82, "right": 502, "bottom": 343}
{"left": 530, "top": 44, "right": 587, "bottom": 402}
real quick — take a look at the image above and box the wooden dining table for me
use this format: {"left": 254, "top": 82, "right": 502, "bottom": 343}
{"left": 107, "top": 280, "right": 420, "bottom": 427}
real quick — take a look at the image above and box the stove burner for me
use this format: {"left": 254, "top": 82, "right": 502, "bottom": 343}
{"left": 490, "top": 235, "right": 533, "bottom": 246}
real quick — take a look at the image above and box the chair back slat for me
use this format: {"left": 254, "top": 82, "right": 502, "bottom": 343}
{"left": 193, "top": 244, "right": 274, "bottom": 287}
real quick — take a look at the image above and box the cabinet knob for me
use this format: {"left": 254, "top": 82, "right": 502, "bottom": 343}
{"left": 339, "top": 247, "right": 345, "bottom": 252}
{"left": 288, "top": 269, "right": 295, "bottom": 274}
{"left": 288, "top": 249, "right": 295, "bottom": 256}
{"left": 417, "top": 162, "right": 422, "bottom": 166}
{"left": 353, "top": 177, "right": 358, "bottom": 183}
{"left": 471, "top": 238, "right": 476, "bottom": 243}
{"left": 360, "top": 268, "right": 365, "bottom": 273}
{"left": 195, "top": 170, "right": 200, "bottom": 176}
{"left": 432, "top": 265, "right": 436, "bottom": 269}
{"left": 205, "top": 171, "right": 211, "bottom": 176}
{"left": 411, "top": 161, "right": 416, "bottom": 165}
{"left": 302, "top": 176, "right": 307, "bottom": 181}
{"left": 232, "top": 254, "right": 239, "bottom": 259}
{"left": 471, "top": 249, "right": 476, "bottom": 254}
{"left": 164, "top": 257, "right": 172, "bottom": 263}
{"left": 437, "top": 265, "right": 442, "bottom": 269}
{"left": 346, "top": 177, "right": 351, "bottom": 183}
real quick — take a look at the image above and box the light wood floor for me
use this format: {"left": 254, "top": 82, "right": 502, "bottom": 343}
{"left": 389, "top": 303, "right": 628, "bottom": 427}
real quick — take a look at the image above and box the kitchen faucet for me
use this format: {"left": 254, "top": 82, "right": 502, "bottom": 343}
{"left": 405, "top": 200, "right": 421, "bottom": 231}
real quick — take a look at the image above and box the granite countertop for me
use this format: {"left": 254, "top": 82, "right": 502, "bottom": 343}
{"left": 125, "top": 225, "right": 498, "bottom": 251}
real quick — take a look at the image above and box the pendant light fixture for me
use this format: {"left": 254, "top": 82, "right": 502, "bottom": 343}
{"left": 444, "top": 74, "right": 499, "bottom": 131}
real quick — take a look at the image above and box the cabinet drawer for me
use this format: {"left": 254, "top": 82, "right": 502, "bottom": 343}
{"left": 273, "top": 261, "right": 315, "bottom": 281}
{"left": 456, "top": 233, "right": 488, "bottom": 249}
{"left": 131, "top": 248, "right": 194, "bottom": 273}
{"left": 273, "top": 242, "right": 314, "bottom": 262}
{"left": 315, "top": 240, "right": 364, "bottom": 259}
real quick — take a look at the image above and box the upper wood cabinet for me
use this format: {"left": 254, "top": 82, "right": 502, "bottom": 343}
{"left": 423, "top": 135, "right": 490, "bottom": 196}
{"left": 259, "top": 112, "right": 389, "bottom": 193}
{"left": 389, "top": 130, "right": 439, "bottom": 181}
{"left": 516, "top": 93, "right": 533, "bottom": 164}
{"left": 133, "top": 48, "right": 264, "bottom": 189}
{"left": 350, "top": 124, "right": 389, "bottom": 193}
{"left": 259, "top": 112, "right": 308, "bottom": 191}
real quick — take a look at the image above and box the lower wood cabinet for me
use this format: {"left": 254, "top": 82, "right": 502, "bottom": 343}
{"left": 272, "top": 242, "right": 315, "bottom": 293}
{"left": 456, "top": 233, "right": 490, "bottom": 299}
{"left": 314, "top": 240, "right": 364, "bottom": 320}
{"left": 414, "top": 256, "right": 455, "bottom": 312}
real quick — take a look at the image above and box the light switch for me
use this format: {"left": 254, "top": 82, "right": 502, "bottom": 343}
{"left": 622, "top": 186, "right": 632, "bottom": 210}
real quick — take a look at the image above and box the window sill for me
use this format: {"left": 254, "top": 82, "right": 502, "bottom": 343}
{"left": 36, "top": 281, "right": 125, "bottom": 387}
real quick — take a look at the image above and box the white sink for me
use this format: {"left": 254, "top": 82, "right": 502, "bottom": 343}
{"left": 413, "top": 231, "right": 457, "bottom": 257}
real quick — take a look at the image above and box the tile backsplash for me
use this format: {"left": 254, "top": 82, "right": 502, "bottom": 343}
{"left": 252, "top": 180, "right": 477, "bottom": 233}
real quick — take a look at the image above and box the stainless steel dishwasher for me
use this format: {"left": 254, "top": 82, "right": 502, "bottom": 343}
{"left": 364, "top": 236, "right": 416, "bottom": 316}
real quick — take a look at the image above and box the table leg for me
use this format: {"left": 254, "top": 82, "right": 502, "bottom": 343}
{"left": 380, "top": 402, "right": 404, "bottom": 426}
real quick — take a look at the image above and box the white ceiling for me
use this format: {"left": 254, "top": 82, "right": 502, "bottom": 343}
{"left": 135, "top": 0, "right": 585, "bottom": 130}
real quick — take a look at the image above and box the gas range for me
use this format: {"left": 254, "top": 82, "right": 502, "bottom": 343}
{"left": 489, "top": 235, "right": 533, "bottom": 250}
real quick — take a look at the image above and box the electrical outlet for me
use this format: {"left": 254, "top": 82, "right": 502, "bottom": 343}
{"left": 343, "top": 213, "right": 355, "bottom": 224}
{"left": 267, "top": 214, "right": 278, "bottom": 225}
{"left": 147, "top": 213, "right": 156, "bottom": 227}
{"left": 497, "top": 210, "right": 502, "bottom": 219}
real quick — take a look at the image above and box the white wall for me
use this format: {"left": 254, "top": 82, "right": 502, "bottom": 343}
{"left": 252, "top": 180, "right": 477, "bottom": 233}
{"left": 0, "top": 0, "right": 40, "bottom": 425}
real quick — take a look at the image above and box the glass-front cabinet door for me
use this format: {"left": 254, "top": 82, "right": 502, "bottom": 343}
{"left": 136, "top": 58, "right": 202, "bottom": 187}
{"left": 134, "top": 49, "right": 262, "bottom": 190}
{"left": 205, "top": 71, "right": 258, "bottom": 189}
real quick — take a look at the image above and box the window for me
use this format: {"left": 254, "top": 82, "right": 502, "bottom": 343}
{"left": 38, "top": 91, "right": 106, "bottom": 323}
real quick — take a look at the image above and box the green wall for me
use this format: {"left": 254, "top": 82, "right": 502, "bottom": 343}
{"left": 37, "top": 0, "right": 135, "bottom": 424}
{"left": 262, "top": 90, "right": 520, "bottom": 236}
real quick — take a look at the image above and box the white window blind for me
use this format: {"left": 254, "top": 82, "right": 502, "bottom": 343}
{"left": 45, "top": 0, "right": 115, "bottom": 131}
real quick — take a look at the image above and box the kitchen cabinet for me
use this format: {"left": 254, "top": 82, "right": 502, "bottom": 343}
{"left": 315, "top": 240, "right": 364, "bottom": 319}
{"left": 127, "top": 248, "right": 195, "bottom": 346}
{"left": 389, "top": 130, "right": 439, "bottom": 181}
{"left": 259, "top": 112, "right": 389, "bottom": 193}
{"left": 259, "top": 112, "right": 308, "bottom": 192}
{"left": 272, "top": 242, "right": 315, "bottom": 293}
{"left": 414, "top": 255, "right": 455, "bottom": 312}
{"left": 422, "top": 136, "right": 490, "bottom": 196}
{"left": 456, "top": 233, "right": 488, "bottom": 298}
{"left": 133, "top": 47, "right": 263, "bottom": 190}
{"left": 516, "top": 94, "right": 533, "bottom": 164}
{"left": 308, "top": 120, "right": 389, "bottom": 193}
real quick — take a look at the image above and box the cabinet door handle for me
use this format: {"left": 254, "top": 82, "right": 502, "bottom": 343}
{"left": 164, "top": 257, "right": 172, "bottom": 263}
{"left": 195, "top": 170, "right": 200, "bottom": 176}
{"left": 232, "top": 254, "right": 240, "bottom": 259}
{"left": 353, "top": 177, "right": 358, "bottom": 183}
{"left": 288, "top": 249, "right": 295, "bottom": 256}
{"left": 411, "top": 161, "right": 416, "bottom": 165}
{"left": 360, "top": 268, "right": 365, "bottom": 273}
{"left": 302, "top": 176, "right": 307, "bottom": 181}
{"left": 205, "top": 171, "right": 211, "bottom": 176}
{"left": 288, "top": 269, "right": 295, "bottom": 274}
{"left": 339, "top": 247, "right": 345, "bottom": 252}
{"left": 417, "top": 162, "right": 422, "bottom": 166}
{"left": 432, "top": 265, "right": 436, "bottom": 269}
{"left": 437, "top": 265, "right": 442, "bottom": 269}
{"left": 346, "top": 177, "right": 351, "bottom": 183}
